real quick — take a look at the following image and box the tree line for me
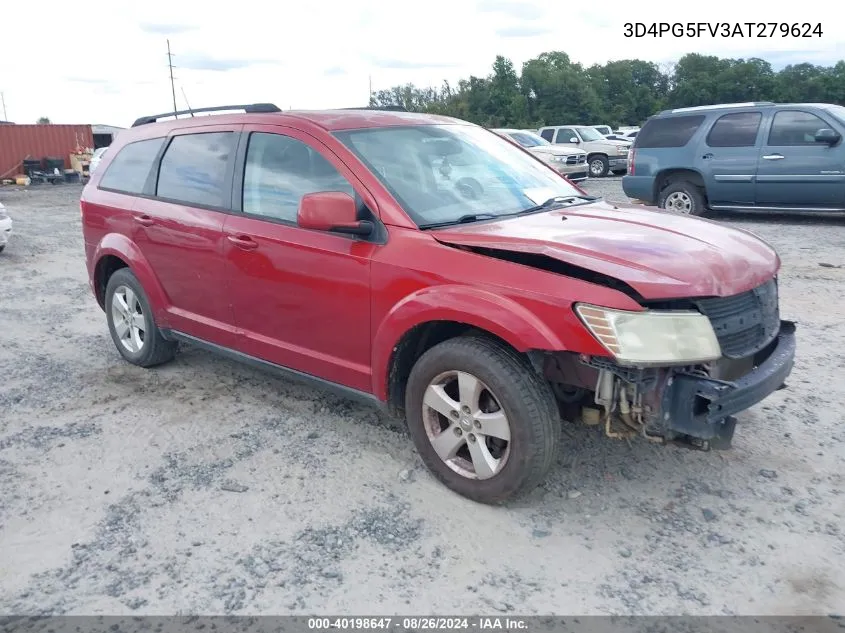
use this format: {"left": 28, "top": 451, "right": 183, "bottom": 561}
{"left": 368, "top": 52, "right": 845, "bottom": 129}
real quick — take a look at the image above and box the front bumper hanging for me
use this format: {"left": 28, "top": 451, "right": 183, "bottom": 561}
{"left": 661, "top": 320, "right": 797, "bottom": 447}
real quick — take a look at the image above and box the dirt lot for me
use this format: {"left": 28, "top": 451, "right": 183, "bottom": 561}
{"left": 1, "top": 180, "right": 844, "bottom": 616}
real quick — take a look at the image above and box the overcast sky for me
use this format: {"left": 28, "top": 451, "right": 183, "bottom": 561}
{"left": 1, "top": 0, "right": 843, "bottom": 127}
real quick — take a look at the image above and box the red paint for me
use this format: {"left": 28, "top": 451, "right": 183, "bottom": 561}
{"left": 81, "top": 109, "right": 780, "bottom": 403}
{"left": 298, "top": 191, "right": 358, "bottom": 231}
{"left": 0, "top": 124, "right": 93, "bottom": 177}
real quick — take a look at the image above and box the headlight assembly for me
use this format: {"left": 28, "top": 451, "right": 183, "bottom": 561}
{"left": 575, "top": 303, "right": 722, "bottom": 366}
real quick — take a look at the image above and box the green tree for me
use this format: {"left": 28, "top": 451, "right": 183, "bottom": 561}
{"left": 36, "top": 116, "right": 51, "bottom": 124}
{"left": 370, "top": 50, "right": 844, "bottom": 130}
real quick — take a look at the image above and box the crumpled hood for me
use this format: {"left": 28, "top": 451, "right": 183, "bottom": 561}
{"left": 430, "top": 200, "right": 780, "bottom": 300}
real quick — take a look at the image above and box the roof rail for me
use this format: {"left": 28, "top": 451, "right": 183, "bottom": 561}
{"left": 339, "top": 106, "right": 408, "bottom": 112}
{"left": 666, "top": 101, "right": 775, "bottom": 114}
{"left": 131, "top": 103, "right": 281, "bottom": 127}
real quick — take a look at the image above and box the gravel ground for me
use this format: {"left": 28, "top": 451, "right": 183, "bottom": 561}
{"left": 1, "top": 180, "right": 844, "bottom": 616}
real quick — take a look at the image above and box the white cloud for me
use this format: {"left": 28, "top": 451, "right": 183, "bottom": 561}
{"left": 0, "top": 0, "right": 842, "bottom": 125}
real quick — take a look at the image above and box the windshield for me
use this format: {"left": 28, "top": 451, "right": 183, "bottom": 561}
{"left": 824, "top": 105, "right": 845, "bottom": 125}
{"left": 576, "top": 127, "right": 606, "bottom": 142}
{"left": 335, "top": 124, "right": 584, "bottom": 227}
{"left": 506, "top": 131, "right": 549, "bottom": 148}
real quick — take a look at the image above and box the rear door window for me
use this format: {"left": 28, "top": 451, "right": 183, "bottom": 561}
{"left": 706, "top": 112, "right": 762, "bottom": 147}
{"left": 768, "top": 110, "right": 830, "bottom": 145}
{"left": 98, "top": 137, "right": 165, "bottom": 194}
{"left": 635, "top": 115, "right": 705, "bottom": 148}
{"left": 156, "top": 132, "right": 236, "bottom": 208}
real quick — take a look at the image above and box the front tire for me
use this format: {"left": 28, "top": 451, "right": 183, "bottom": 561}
{"left": 588, "top": 155, "right": 610, "bottom": 178}
{"left": 405, "top": 336, "right": 560, "bottom": 505}
{"left": 105, "top": 268, "right": 177, "bottom": 367}
{"left": 658, "top": 180, "right": 707, "bottom": 216}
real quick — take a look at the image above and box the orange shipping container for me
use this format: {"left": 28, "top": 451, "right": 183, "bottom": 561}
{"left": 0, "top": 124, "right": 94, "bottom": 178}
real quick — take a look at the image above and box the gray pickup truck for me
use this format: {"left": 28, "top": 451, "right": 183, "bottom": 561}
{"left": 623, "top": 101, "right": 845, "bottom": 216}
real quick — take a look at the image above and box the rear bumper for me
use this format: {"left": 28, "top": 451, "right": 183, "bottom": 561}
{"left": 608, "top": 157, "right": 628, "bottom": 170}
{"left": 622, "top": 175, "right": 654, "bottom": 203}
{"left": 661, "top": 320, "right": 796, "bottom": 446}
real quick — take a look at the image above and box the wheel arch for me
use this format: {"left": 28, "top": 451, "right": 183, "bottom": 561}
{"left": 654, "top": 168, "right": 707, "bottom": 203}
{"left": 372, "top": 286, "right": 567, "bottom": 416}
{"left": 92, "top": 233, "right": 170, "bottom": 319}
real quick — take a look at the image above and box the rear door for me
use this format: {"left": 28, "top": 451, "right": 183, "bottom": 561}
{"left": 697, "top": 111, "right": 763, "bottom": 206}
{"left": 756, "top": 109, "right": 845, "bottom": 209}
{"left": 132, "top": 124, "right": 241, "bottom": 347}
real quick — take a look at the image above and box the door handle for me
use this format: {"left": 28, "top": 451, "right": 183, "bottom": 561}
{"left": 133, "top": 214, "right": 154, "bottom": 226}
{"left": 762, "top": 154, "right": 785, "bottom": 160}
{"left": 226, "top": 234, "right": 259, "bottom": 250}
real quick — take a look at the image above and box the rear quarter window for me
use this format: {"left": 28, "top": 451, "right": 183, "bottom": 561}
{"left": 635, "top": 115, "right": 706, "bottom": 148}
{"left": 98, "top": 137, "right": 166, "bottom": 194}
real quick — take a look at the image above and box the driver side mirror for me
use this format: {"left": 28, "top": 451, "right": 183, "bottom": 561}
{"left": 569, "top": 137, "right": 579, "bottom": 143}
{"left": 814, "top": 128, "right": 841, "bottom": 146}
{"left": 297, "top": 191, "right": 373, "bottom": 236}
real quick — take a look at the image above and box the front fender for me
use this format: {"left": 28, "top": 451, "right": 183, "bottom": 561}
{"left": 371, "top": 285, "right": 568, "bottom": 400}
{"left": 93, "top": 233, "right": 171, "bottom": 323}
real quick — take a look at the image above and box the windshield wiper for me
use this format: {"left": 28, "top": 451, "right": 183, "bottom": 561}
{"left": 418, "top": 213, "right": 498, "bottom": 229}
{"left": 517, "top": 195, "right": 601, "bottom": 215}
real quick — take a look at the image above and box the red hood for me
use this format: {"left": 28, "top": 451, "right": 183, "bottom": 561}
{"left": 430, "top": 200, "right": 780, "bottom": 300}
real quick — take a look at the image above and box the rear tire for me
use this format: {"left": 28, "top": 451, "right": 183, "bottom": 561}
{"left": 404, "top": 336, "right": 560, "bottom": 505}
{"left": 658, "top": 180, "right": 707, "bottom": 216}
{"left": 105, "top": 268, "right": 178, "bottom": 367}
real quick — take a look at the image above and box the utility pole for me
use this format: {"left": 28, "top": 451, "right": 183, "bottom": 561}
{"left": 167, "top": 40, "right": 178, "bottom": 118}
{"left": 368, "top": 75, "right": 373, "bottom": 104}
{"left": 1, "top": 92, "right": 7, "bottom": 121}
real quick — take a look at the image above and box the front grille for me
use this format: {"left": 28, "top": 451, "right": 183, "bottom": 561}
{"left": 695, "top": 278, "right": 780, "bottom": 359}
{"left": 565, "top": 156, "right": 578, "bottom": 165}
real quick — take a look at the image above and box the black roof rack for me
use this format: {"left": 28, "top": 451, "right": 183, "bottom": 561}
{"left": 131, "top": 103, "right": 281, "bottom": 127}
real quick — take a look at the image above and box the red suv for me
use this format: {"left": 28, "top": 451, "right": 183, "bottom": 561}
{"left": 81, "top": 103, "right": 796, "bottom": 504}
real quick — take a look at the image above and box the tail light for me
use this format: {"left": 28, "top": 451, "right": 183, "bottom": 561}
{"left": 628, "top": 149, "right": 635, "bottom": 175}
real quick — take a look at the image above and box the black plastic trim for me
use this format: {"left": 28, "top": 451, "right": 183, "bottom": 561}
{"left": 662, "top": 319, "right": 796, "bottom": 439}
{"left": 162, "top": 330, "right": 387, "bottom": 411}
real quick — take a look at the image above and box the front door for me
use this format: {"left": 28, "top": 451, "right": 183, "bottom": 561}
{"left": 222, "top": 125, "right": 380, "bottom": 392}
{"left": 132, "top": 125, "right": 240, "bottom": 347}
{"left": 696, "top": 111, "right": 762, "bottom": 206}
{"left": 756, "top": 109, "right": 845, "bottom": 209}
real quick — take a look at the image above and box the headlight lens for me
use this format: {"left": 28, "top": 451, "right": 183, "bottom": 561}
{"left": 575, "top": 304, "right": 722, "bottom": 366}
{"left": 549, "top": 155, "right": 566, "bottom": 162}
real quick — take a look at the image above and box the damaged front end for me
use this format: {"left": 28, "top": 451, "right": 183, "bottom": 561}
{"left": 542, "top": 278, "right": 797, "bottom": 450}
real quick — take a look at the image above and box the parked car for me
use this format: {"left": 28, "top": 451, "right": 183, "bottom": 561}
{"left": 605, "top": 129, "right": 640, "bottom": 142}
{"left": 89, "top": 147, "right": 108, "bottom": 173}
{"left": 623, "top": 102, "right": 845, "bottom": 216}
{"left": 492, "top": 128, "right": 588, "bottom": 182}
{"left": 538, "top": 125, "right": 631, "bottom": 177}
{"left": 81, "top": 103, "right": 796, "bottom": 504}
{"left": 591, "top": 125, "right": 614, "bottom": 137}
{"left": 0, "top": 202, "right": 11, "bottom": 253}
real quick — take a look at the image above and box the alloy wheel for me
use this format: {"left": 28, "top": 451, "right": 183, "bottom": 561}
{"left": 421, "top": 370, "right": 512, "bottom": 480}
{"left": 111, "top": 285, "right": 147, "bottom": 353}
{"left": 665, "top": 191, "right": 693, "bottom": 214}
